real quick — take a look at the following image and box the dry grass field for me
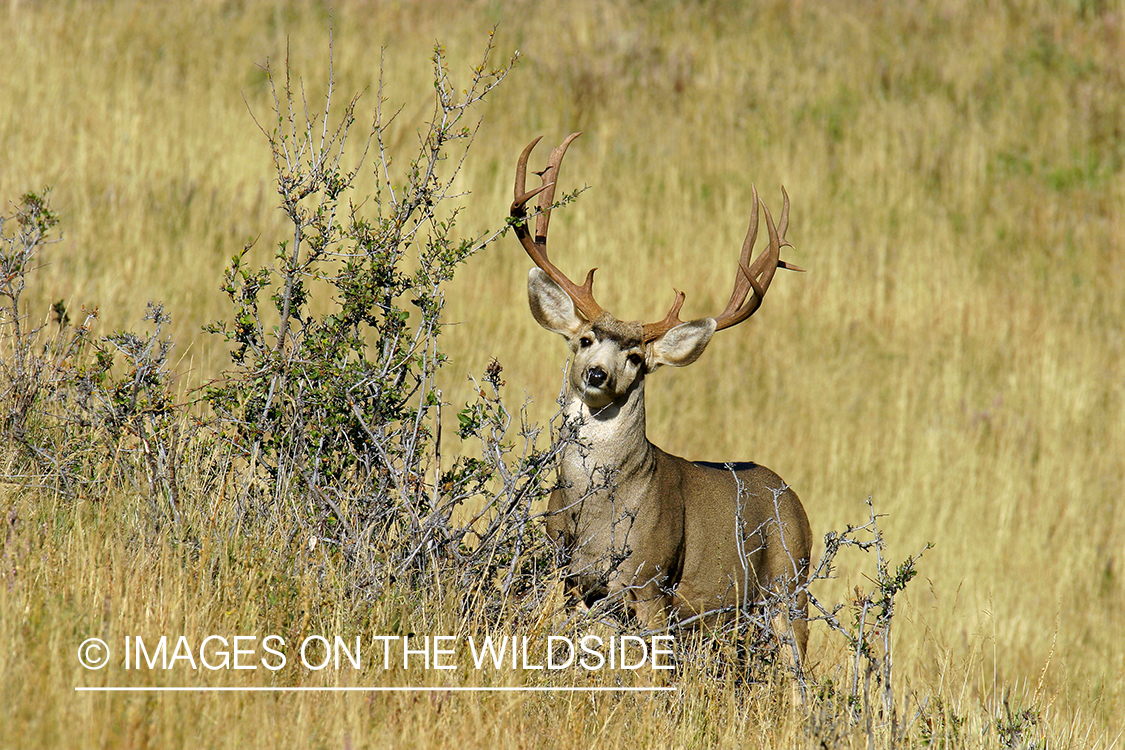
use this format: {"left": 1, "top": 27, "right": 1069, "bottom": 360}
{"left": 2, "top": 0, "right": 1123, "bottom": 747}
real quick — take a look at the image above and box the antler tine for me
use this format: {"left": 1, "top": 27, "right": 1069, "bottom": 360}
{"left": 774, "top": 186, "right": 806, "bottom": 272}
{"left": 641, "top": 290, "right": 687, "bottom": 342}
{"left": 717, "top": 184, "right": 762, "bottom": 320}
{"left": 513, "top": 135, "right": 545, "bottom": 206}
{"left": 535, "top": 132, "right": 582, "bottom": 243}
{"left": 510, "top": 134, "right": 604, "bottom": 323}
{"left": 778, "top": 185, "right": 790, "bottom": 240}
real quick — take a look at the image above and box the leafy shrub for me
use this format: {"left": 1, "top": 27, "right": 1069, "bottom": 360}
{"left": 1, "top": 193, "right": 186, "bottom": 513}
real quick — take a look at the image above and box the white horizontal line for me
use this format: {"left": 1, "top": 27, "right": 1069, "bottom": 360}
{"left": 75, "top": 686, "right": 676, "bottom": 693}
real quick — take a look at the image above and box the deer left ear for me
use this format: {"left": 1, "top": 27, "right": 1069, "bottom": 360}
{"left": 650, "top": 318, "right": 717, "bottom": 367}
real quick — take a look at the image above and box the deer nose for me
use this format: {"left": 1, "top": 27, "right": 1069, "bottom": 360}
{"left": 586, "top": 366, "right": 608, "bottom": 388}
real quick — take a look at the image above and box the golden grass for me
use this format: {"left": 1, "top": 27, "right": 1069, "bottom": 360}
{"left": 2, "top": 0, "right": 1124, "bottom": 746}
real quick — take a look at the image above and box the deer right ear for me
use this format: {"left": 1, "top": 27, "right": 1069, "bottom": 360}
{"left": 528, "top": 268, "right": 584, "bottom": 338}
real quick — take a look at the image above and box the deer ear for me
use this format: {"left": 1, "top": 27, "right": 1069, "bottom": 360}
{"left": 650, "top": 318, "right": 716, "bottom": 367}
{"left": 528, "top": 268, "right": 584, "bottom": 338}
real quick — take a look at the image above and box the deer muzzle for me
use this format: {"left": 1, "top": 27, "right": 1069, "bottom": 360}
{"left": 585, "top": 366, "right": 608, "bottom": 389}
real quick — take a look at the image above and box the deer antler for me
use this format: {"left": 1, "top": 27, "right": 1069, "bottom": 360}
{"left": 512, "top": 134, "right": 802, "bottom": 339}
{"left": 511, "top": 133, "right": 604, "bottom": 323}
{"left": 641, "top": 185, "right": 804, "bottom": 341}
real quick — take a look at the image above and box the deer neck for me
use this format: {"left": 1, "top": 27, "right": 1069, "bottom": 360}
{"left": 560, "top": 378, "right": 655, "bottom": 484}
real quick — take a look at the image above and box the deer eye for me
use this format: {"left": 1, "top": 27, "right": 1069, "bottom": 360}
{"left": 627, "top": 353, "right": 644, "bottom": 367}
{"left": 578, "top": 336, "right": 593, "bottom": 348}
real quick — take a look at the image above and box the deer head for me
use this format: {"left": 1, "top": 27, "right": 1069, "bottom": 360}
{"left": 512, "top": 133, "right": 803, "bottom": 411}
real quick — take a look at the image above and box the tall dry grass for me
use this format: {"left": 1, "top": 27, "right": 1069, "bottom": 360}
{"left": 2, "top": 0, "right": 1123, "bottom": 746}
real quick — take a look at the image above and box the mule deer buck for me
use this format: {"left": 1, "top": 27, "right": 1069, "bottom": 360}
{"left": 511, "top": 134, "right": 812, "bottom": 669}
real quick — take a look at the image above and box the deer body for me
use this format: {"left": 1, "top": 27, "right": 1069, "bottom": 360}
{"left": 512, "top": 134, "right": 812, "bottom": 664}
